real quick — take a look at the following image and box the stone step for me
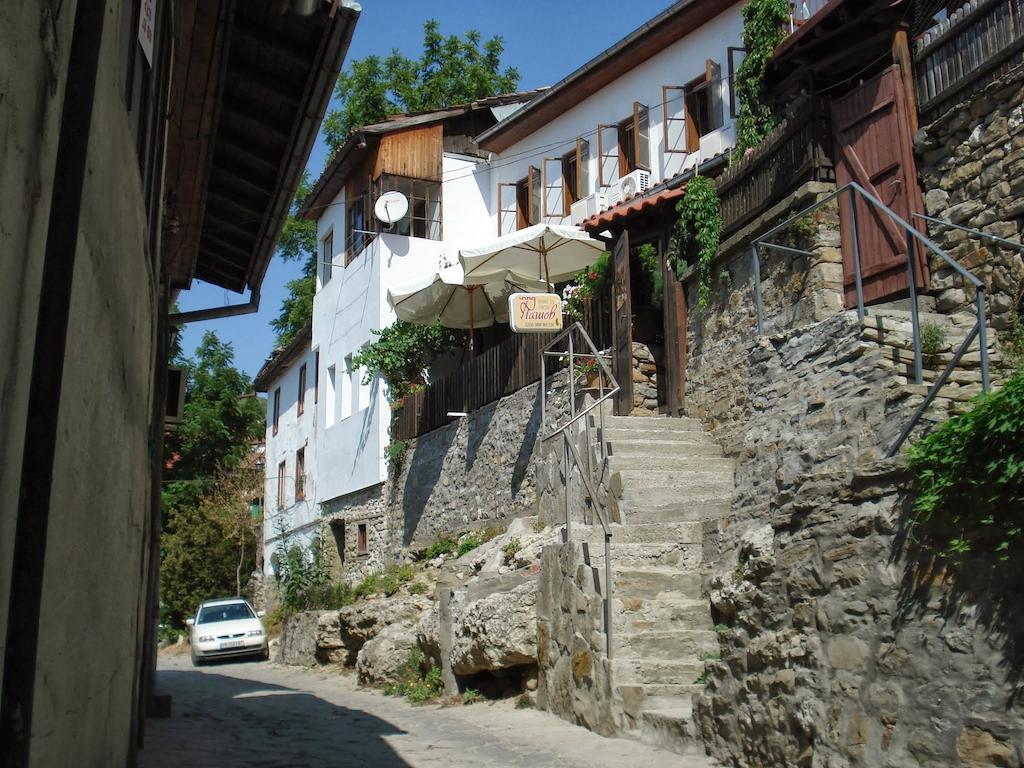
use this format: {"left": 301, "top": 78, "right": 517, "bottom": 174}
{"left": 622, "top": 498, "right": 732, "bottom": 523}
{"left": 607, "top": 443, "right": 725, "bottom": 463}
{"left": 616, "top": 629, "right": 718, "bottom": 660}
{"left": 616, "top": 596, "right": 712, "bottom": 629}
{"left": 638, "top": 708, "right": 707, "bottom": 757}
{"left": 613, "top": 658, "right": 706, "bottom": 685}
{"left": 613, "top": 567, "right": 703, "bottom": 600}
{"left": 574, "top": 521, "right": 704, "bottom": 545}
{"left": 583, "top": 541, "right": 703, "bottom": 569}
{"left": 615, "top": 469, "right": 735, "bottom": 491}
{"left": 602, "top": 415, "right": 705, "bottom": 431}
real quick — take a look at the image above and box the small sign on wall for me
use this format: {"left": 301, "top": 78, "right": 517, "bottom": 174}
{"left": 138, "top": 0, "right": 156, "bottom": 67}
{"left": 508, "top": 293, "right": 563, "bottom": 333}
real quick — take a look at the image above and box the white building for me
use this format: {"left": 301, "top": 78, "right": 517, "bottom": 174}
{"left": 253, "top": 322, "right": 319, "bottom": 575}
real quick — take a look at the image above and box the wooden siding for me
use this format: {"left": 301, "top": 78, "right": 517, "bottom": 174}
{"left": 374, "top": 123, "right": 443, "bottom": 181}
{"left": 914, "top": 0, "right": 1024, "bottom": 123}
{"left": 716, "top": 99, "right": 834, "bottom": 239}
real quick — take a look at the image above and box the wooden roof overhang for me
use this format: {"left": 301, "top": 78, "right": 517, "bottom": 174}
{"left": 475, "top": 0, "right": 740, "bottom": 154}
{"left": 765, "top": 0, "right": 911, "bottom": 101}
{"left": 165, "top": 0, "right": 360, "bottom": 294}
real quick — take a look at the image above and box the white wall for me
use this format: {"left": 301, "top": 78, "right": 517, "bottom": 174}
{"left": 262, "top": 346, "right": 319, "bottom": 576}
{"left": 312, "top": 223, "right": 445, "bottom": 505}
{"left": 488, "top": 5, "right": 744, "bottom": 230}
{"left": 441, "top": 153, "right": 494, "bottom": 250}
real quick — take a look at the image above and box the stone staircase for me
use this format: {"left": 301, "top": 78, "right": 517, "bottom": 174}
{"left": 577, "top": 414, "right": 735, "bottom": 760}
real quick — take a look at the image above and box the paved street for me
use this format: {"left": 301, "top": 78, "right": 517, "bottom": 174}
{"left": 139, "top": 654, "right": 709, "bottom": 767}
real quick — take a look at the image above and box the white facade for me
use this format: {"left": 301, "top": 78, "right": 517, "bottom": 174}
{"left": 260, "top": 343, "right": 319, "bottom": 575}
{"left": 484, "top": 5, "right": 744, "bottom": 232}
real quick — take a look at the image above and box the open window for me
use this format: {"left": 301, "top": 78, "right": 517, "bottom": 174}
{"left": 663, "top": 86, "right": 688, "bottom": 153}
{"left": 514, "top": 167, "right": 541, "bottom": 229}
{"left": 630, "top": 102, "right": 650, "bottom": 172}
{"left": 598, "top": 124, "right": 619, "bottom": 187}
{"left": 371, "top": 174, "right": 442, "bottom": 240}
{"left": 277, "top": 460, "right": 286, "bottom": 509}
{"left": 345, "top": 193, "right": 369, "bottom": 265}
{"left": 570, "top": 137, "right": 590, "bottom": 203}
{"left": 498, "top": 182, "right": 518, "bottom": 235}
{"left": 297, "top": 364, "right": 306, "bottom": 417}
{"left": 543, "top": 158, "right": 564, "bottom": 218}
{"left": 727, "top": 48, "right": 745, "bottom": 119}
{"left": 321, "top": 231, "right": 333, "bottom": 285}
{"left": 685, "top": 60, "right": 724, "bottom": 151}
{"left": 295, "top": 447, "right": 305, "bottom": 501}
{"left": 272, "top": 387, "right": 281, "bottom": 436}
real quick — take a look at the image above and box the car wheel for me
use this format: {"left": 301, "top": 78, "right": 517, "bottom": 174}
{"left": 261, "top": 646, "right": 270, "bottom": 662}
{"left": 190, "top": 650, "right": 203, "bottom": 667}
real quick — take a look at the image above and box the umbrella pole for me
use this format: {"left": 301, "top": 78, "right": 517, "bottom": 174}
{"left": 543, "top": 249, "right": 552, "bottom": 292}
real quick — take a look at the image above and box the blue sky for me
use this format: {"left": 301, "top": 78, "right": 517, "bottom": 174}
{"left": 177, "top": 0, "right": 674, "bottom": 377}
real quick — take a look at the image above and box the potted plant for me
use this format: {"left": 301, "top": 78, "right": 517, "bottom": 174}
{"left": 573, "top": 356, "right": 600, "bottom": 389}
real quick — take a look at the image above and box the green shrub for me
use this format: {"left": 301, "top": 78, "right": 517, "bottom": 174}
{"left": 457, "top": 535, "right": 483, "bottom": 557}
{"left": 385, "top": 648, "right": 444, "bottom": 704}
{"left": 353, "top": 564, "right": 416, "bottom": 600}
{"left": 502, "top": 537, "right": 522, "bottom": 563}
{"left": 408, "top": 580, "right": 429, "bottom": 595}
{"left": 423, "top": 534, "right": 457, "bottom": 560}
{"left": 461, "top": 688, "right": 482, "bottom": 705}
{"left": 920, "top": 321, "right": 947, "bottom": 358}
{"left": 1000, "top": 307, "right": 1024, "bottom": 370}
{"left": 515, "top": 693, "right": 534, "bottom": 709}
{"left": 907, "top": 370, "right": 1024, "bottom": 563}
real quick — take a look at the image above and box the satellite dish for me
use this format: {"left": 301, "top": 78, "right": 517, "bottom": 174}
{"left": 374, "top": 191, "right": 409, "bottom": 226}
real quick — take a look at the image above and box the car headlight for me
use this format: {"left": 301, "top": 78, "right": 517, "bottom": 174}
{"left": 198, "top": 635, "right": 215, "bottom": 642}
{"left": 247, "top": 629, "right": 264, "bottom": 637}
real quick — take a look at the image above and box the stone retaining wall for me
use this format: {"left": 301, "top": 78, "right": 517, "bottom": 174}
{"left": 916, "top": 66, "right": 1024, "bottom": 329}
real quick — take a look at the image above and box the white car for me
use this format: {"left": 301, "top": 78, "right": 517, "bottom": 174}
{"left": 187, "top": 597, "right": 268, "bottom": 665}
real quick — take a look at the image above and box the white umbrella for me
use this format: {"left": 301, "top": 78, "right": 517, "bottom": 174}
{"left": 388, "top": 272, "right": 498, "bottom": 330}
{"left": 459, "top": 223, "right": 606, "bottom": 289}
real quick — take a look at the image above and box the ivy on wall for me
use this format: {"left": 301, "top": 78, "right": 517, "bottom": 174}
{"left": 735, "top": 0, "right": 790, "bottom": 153}
{"left": 669, "top": 176, "right": 723, "bottom": 312}
{"left": 350, "top": 320, "right": 461, "bottom": 401}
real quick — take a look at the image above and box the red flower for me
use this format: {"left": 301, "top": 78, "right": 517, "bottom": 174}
{"left": 588, "top": 271, "right": 598, "bottom": 281}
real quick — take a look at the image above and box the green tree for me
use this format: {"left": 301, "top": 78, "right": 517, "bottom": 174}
{"left": 323, "top": 19, "right": 520, "bottom": 151}
{"left": 272, "top": 172, "right": 318, "bottom": 347}
{"left": 161, "top": 331, "right": 264, "bottom": 625}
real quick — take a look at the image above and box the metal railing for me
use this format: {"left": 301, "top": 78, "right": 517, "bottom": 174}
{"left": 750, "top": 182, "right": 992, "bottom": 456}
{"left": 540, "top": 322, "right": 620, "bottom": 658}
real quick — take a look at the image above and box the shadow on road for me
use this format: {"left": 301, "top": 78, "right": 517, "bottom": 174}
{"left": 142, "top": 664, "right": 413, "bottom": 767}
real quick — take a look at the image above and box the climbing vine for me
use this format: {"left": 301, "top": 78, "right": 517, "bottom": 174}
{"left": 350, "top": 320, "right": 461, "bottom": 401}
{"left": 670, "top": 176, "right": 723, "bottom": 312}
{"left": 735, "top": 0, "right": 790, "bottom": 154}
{"left": 906, "top": 370, "right": 1024, "bottom": 565}
{"left": 635, "top": 243, "right": 664, "bottom": 308}
{"left": 562, "top": 251, "right": 611, "bottom": 322}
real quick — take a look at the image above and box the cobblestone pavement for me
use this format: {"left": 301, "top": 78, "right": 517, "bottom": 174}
{"left": 139, "top": 654, "right": 709, "bottom": 767}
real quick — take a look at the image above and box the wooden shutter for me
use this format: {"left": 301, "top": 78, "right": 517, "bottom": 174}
{"left": 611, "top": 231, "right": 633, "bottom": 416}
{"left": 543, "top": 158, "right": 563, "bottom": 218}
{"left": 576, "top": 137, "right": 590, "bottom": 197}
{"left": 497, "top": 182, "right": 518, "bottom": 235}
{"left": 528, "top": 165, "right": 541, "bottom": 226}
{"left": 706, "top": 59, "right": 724, "bottom": 132}
{"left": 663, "top": 86, "right": 687, "bottom": 153}
{"left": 598, "top": 124, "right": 619, "bottom": 187}
{"left": 633, "top": 102, "right": 650, "bottom": 171}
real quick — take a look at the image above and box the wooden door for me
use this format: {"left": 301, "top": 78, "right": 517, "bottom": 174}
{"left": 662, "top": 241, "right": 687, "bottom": 416}
{"left": 831, "top": 65, "right": 929, "bottom": 306}
{"left": 611, "top": 231, "right": 633, "bottom": 416}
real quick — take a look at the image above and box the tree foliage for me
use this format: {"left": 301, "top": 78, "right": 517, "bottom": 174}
{"left": 273, "top": 172, "right": 318, "bottom": 347}
{"left": 323, "top": 19, "right": 520, "bottom": 151}
{"left": 161, "top": 332, "right": 264, "bottom": 626}
{"left": 735, "top": 0, "right": 790, "bottom": 153}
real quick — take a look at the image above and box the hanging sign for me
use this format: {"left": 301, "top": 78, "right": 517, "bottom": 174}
{"left": 508, "top": 293, "right": 563, "bottom": 333}
{"left": 138, "top": 0, "right": 156, "bottom": 67}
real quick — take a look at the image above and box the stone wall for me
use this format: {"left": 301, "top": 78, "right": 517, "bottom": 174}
{"left": 916, "top": 66, "right": 1024, "bottom": 329}
{"left": 629, "top": 343, "right": 660, "bottom": 415}
{"left": 321, "top": 484, "right": 388, "bottom": 580}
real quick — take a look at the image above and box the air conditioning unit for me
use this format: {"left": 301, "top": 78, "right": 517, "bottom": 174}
{"left": 606, "top": 168, "right": 650, "bottom": 207}
{"left": 699, "top": 125, "right": 737, "bottom": 164}
{"left": 569, "top": 191, "right": 608, "bottom": 226}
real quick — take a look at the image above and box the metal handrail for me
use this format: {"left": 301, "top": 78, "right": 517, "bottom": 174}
{"left": 540, "top": 322, "right": 620, "bottom": 657}
{"left": 750, "top": 182, "right": 993, "bottom": 457}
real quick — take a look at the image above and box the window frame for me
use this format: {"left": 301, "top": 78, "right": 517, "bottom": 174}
{"left": 542, "top": 157, "right": 564, "bottom": 218}
{"left": 314, "top": 351, "right": 320, "bottom": 404}
{"left": 322, "top": 230, "right": 334, "bottom": 285}
{"left": 356, "top": 522, "right": 369, "bottom": 556}
{"left": 597, "top": 124, "right": 619, "bottom": 187}
{"left": 297, "top": 364, "right": 307, "bottom": 417}
{"left": 684, "top": 60, "right": 724, "bottom": 150}
{"left": 277, "top": 460, "right": 286, "bottom": 509}
{"left": 727, "top": 48, "right": 745, "bottom": 119}
{"left": 497, "top": 182, "right": 518, "bottom": 235}
{"left": 345, "top": 193, "right": 369, "bottom": 265}
{"left": 272, "top": 387, "right": 281, "bottom": 436}
{"left": 295, "top": 447, "right": 305, "bottom": 501}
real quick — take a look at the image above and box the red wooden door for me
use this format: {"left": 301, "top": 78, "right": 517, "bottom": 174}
{"left": 611, "top": 231, "right": 633, "bottom": 416}
{"left": 831, "top": 65, "right": 929, "bottom": 305}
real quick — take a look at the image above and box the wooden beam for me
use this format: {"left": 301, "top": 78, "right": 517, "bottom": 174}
{"left": 892, "top": 27, "right": 919, "bottom": 134}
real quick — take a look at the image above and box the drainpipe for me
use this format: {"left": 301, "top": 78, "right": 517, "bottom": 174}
{"left": 168, "top": 285, "right": 261, "bottom": 325}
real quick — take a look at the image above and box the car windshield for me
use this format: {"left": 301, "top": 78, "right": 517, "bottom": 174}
{"left": 197, "top": 603, "right": 254, "bottom": 624}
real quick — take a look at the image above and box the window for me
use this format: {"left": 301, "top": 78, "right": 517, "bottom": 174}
{"left": 543, "top": 138, "right": 591, "bottom": 217}
{"left": 513, "top": 167, "right": 541, "bottom": 230}
{"left": 272, "top": 388, "right": 281, "bottom": 436}
{"left": 685, "top": 61, "right": 724, "bottom": 150}
{"left": 314, "top": 351, "right": 320, "bottom": 403}
{"left": 372, "top": 175, "right": 442, "bottom": 240}
{"left": 727, "top": 48, "right": 745, "bottom": 119}
{"left": 663, "top": 85, "right": 688, "bottom": 153}
{"left": 341, "top": 354, "right": 354, "bottom": 420}
{"left": 295, "top": 448, "right": 305, "bottom": 501}
{"left": 322, "top": 231, "right": 333, "bottom": 285}
{"left": 326, "top": 365, "right": 337, "bottom": 426}
{"left": 277, "top": 460, "right": 286, "bottom": 509}
{"left": 599, "top": 105, "right": 649, "bottom": 186}
{"left": 346, "top": 193, "right": 369, "bottom": 264}
{"left": 498, "top": 182, "right": 518, "bottom": 235}
{"left": 357, "top": 523, "right": 368, "bottom": 556}
{"left": 297, "top": 364, "right": 307, "bottom": 417}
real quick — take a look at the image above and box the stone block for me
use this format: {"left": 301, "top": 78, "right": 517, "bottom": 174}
{"left": 828, "top": 636, "right": 868, "bottom": 670}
